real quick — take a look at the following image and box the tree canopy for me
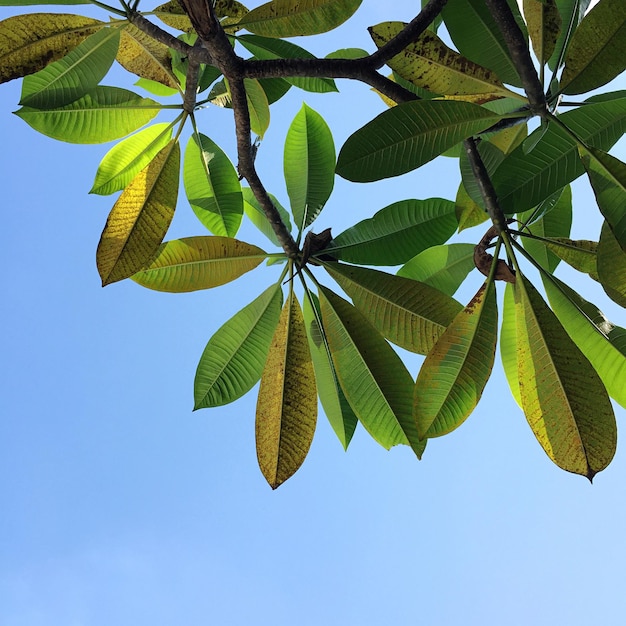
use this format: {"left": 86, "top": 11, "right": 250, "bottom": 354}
{"left": 1, "top": 0, "right": 626, "bottom": 487}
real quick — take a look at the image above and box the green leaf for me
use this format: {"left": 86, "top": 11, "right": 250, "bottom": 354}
{"left": 500, "top": 283, "right": 521, "bottom": 406}
{"left": 154, "top": 1, "right": 193, "bottom": 32}
{"left": 579, "top": 146, "right": 626, "bottom": 252}
{"left": 519, "top": 185, "right": 572, "bottom": 272}
{"left": 284, "top": 103, "right": 335, "bottom": 231}
{"left": 242, "top": 188, "right": 292, "bottom": 247}
{"left": 414, "top": 280, "right": 498, "bottom": 439}
{"left": 327, "top": 199, "right": 457, "bottom": 265}
{"left": 20, "top": 27, "right": 119, "bottom": 109}
{"left": 236, "top": 0, "right": 362, "bottom": 37}
{"left": 597, "top": 221, "right": 626, "bottom": 307}
{"left": 460, "top": 140, "right": 505, "bottom": 208}
{"left": 15, "top": 86, "right": 161, "bottom": 144}
{"left": 0, "top": 13, "right": 103, "bottom": 83}
{"left": 0, "top": 0, "right": 90, "bottom": 4}
{"left": 492, "top": 98, "right": 626, "bottom": 213}
{"left": 135, "top": 77, "right": 178, "bottom": 97}
{"left": 336, "top": 100, "right": 503, "bottom": 182}
{"left": 238, "top": 34, "right": 337, "bottom": 93}
{"left": 523, "top": 0, "right": 561, "bottom": 66}
{"left": 131, "top": 236, "right": 267, "bottom": 293}
{"left": 303, "top": 292, "right": 357, "bottom": 449}
{"left": 548, "top": 0, "right": 591, "bottom": 70}
{"left": 442, "top": 0, "right": 525, "bottom": 87}
{"left": 256, "top": 292, "right": 317, "bottom": 489}
{"left": 543, "top": 273, "right": 626, "bottom": 408}
{"left": 369, "top": 22, "right": 520, "bottom": 100}
{"left": 319, "top": 286, "right": 424, "bottom": 456}
{"left": 514, "top": 272, "right": 616, "bottom": 479}
{"left": 116, "top": 23, "right": 178, "bottom": 90}
{"left": 244, "top": 78, "right": 269, "bottom": 137}
{"left": 543, "top": 237, "right": 598, "bottom": 278}
{"left": 560, "top": 0, "right": 626, "bottom": 95}
{"left": 194, "top": 283, "right": 283, "bottom": 409}
{"left": 184, "top": 133, "right": 243, "bottom": 237}
{"left": 91, "top": 122, "right": 174, "bottom": 195}
{"left": 398, "top": 243, "right": 476, "bottom": 297}
{"left": 455, "top": 182, "right": 488, "bottom": 232}
{"left": 96, "top": 141, "right": 180, "bottom": 286}
{"left": 324, "top": 263, "right": 463, "bottom": 355}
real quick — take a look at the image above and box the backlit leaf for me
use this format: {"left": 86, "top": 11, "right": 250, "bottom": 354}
{"left": 184, "top": 133, "right": 243, "bottom": 237}
{"left": 244, "top": 77, "right": 269, "bottom": 137}
{"left": 523, "top": 0, "right": 561, "bottom": 65}
{"left": 256, "top": 292, "right": 317, "bottom": 488}
{"left": 132, "top": 236, "right": 266, "bottom": 292}
{"left": 548, "top": 0, "right": 591, "bottom": 70}
{"left": 0, "top": 13, "right": 103, "bottom": 83}
{"left": 242, "top": 188, "right": 292, "bottom": 247}
{"left": 500, "top": 283, "right": 521, "bottom": 406}
{"left": 597, "top": 221, "right": 626, "bottom": 308}
{"left": 543, "top": 237, "right": 598, "bottom": 278}
{"left": 514, "top": 272, "right": 616, "bottom": 479}
{"left": 324, "top": 262, "right": 462, "bottom": 354}
{"left": 194, "top": 283, "right": 282, "bottom": 408}
{"left": 336, "top": 100, "right": 503, "bottom": 182}
{"left": 455, "top": 182, "right": 488, "bottom": 231}
{"left": 414, "top": 280, "right": 498, "bottom": 439}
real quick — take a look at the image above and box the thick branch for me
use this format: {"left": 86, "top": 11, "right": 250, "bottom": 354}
{"left": 483, "top": 0, "right": 546, "bottom": 114}
{"left": 463, "top": 138, "right": 508, "bottom": 233}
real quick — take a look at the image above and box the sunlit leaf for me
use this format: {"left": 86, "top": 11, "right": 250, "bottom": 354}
{"left": 184, "top": 133, "right": 243, "bottom": 237}
{"left": 324, "top": 262, "right": 462, "bottom": 354}
{"left": 132, "top": 236, "right": 267, "bottom": 292}
{"left": 242, "top": 188, "right": 292, "bottom": 247}
{"left": 20, "top": 27, "right": 119, "bottom": 109}
{"left": 548, "top": 0, "right": 591, "bottom": 70}
{"left": 455, "top": 182, "right": 488, "bottom": 231}
{"left": 597, "top": 221, "right": 626, "bottom": 308}
{"left": 154, "top": 1, "right": 193, "bottom": 32}
{"left": 500, "top": 283, "right": 521, "bottom": 406}
{"left": 523, "top": 0, "right": 561, "bottom": 65}
{"left": 97, "top": 141, "right": 180, "bottom": 286}
{"left": 15, "top": 86, "right": 161, "bottom": 144}
{"left": 326, "top": 198, "right": 457, "bottom": 265}
{"left": 91, "top": 122, "right": 174, "bottom": 195}
{"left": 303, "top": 292, "right": 357, "bottom": 449}
{"left": 195, "top": 283, "right": 282, "bottom": 409}
{"left": 236, "top": 0, "right": 362, "bottom": 37}
{"left": 244, "top": 77, "right": 270, "bottom": 137}
{"left": 560, "top": 0, "right": 626, "bottom": 95}
{"left": 0, "top": 13, "right": 103, "bottom": 83}
{"left": 319, "top": 286, "right": 424, "bottom": 456}
{"left": 256, "top": 292, "right": 317, "bottom": 489}
{"left": 284, "top": 103, "right": 335, "bottom": 231}
{"left": 543, "top": 237, "right": 598, "bottom": 279}
{"left": 398, "top": 243, "right": 476, "bottom": 297}
{"left": 514, "top": 272, "right": 616, "bottom": 479}
{"left": 336, "top": 100, "right": 503, "bottom": 182}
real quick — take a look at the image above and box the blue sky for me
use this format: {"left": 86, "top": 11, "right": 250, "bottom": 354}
{"left": 2, "top": 2, "right": 626, "bottom": 625}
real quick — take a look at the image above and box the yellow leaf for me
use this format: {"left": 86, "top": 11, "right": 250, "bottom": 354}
{"left": 523, "top": 0, "right": 561, "bottom": 65}
{"left": 256, "top": 292, "right": 317, "bottom": 489}
{"left": 97, "top": 141, "right": 180, "bottom": 286}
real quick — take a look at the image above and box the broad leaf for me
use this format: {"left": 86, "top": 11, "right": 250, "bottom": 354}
{"left": 256, "top": 293, "right": 317, "bottom": 489}
{"left": 244, "top": 78, "right": 270, "bottom": 137}
{"left": 369, "top": 22, "right": 520, "bottom": 100}
{"left": 184, "top": 133, "right": 243, "bottom": 237}
{"left": 303, "top": 292, "right": 357, "bottom": 449}
{"left": 543, "top": 274, "right": 626, "bottom": 408}
{"left": 15, "top": 86, "right": 161, "bottom": 144}
{"left": 91, "top": 122, "right": 174, "bottom": 195}
{"left": 0, "top": 13, "right": 103, "bottom": 83}
{"left": 324, "top": 263, "right": 462, "bottom": 355}
{"left": 560, "top": 0, "right": 626, "bottom": 95}
{"left": 543, "top": 237, "right": 598, "bottom": 278}
{"left": 327, "top": 199, "right": 457, "bottom": 265}
{"left": 194, "top": 284, "right": 283, "bottom": 409}
{"left": 0, "top": 0, "right": 89, "bottom": 4}
{"left": 398, "top": 243, "right": 476, "bottom": 296}
{"left": 284, "top": 103, "right": 335, "bottom": 230}
{"left": 236, "top": 0, "right": 362, "bottom": 37}
{"left": 154, "top": 1, "right": 193, "bottom": 32}
{"left": 455, "top": 183, "right": 488, "bottom": 231}
{"left": 97, "top": 141, "right": 180, "bottom": 286}
{"left": 514, "top": 272, "right": 616, "bottom": 479}
{"left": 20, "top": 27, "right": 120, "bottom": 109}
{"left": 242, "top": 188, "right": 292, "bottom": 247}
{"left": 597, "top": 221, "right": 626, "bottom": 308}
{"left": 523, "top": 0, "right": 561, "bottom": 66}
{"left": 500, "top": 283, "right": 521, "bottom": 406}
{"left": 548, "top": 0, "right": 591, "bottom": 70}
{"left": 132, "top": 236, "right": 267, "bottom": 292}
{"left": 442, "top": 0, "right": 525, "bottom": 87}
{"left": 238, "top": 35, "right": 337, "bottom": 93}
{"left": 580, "top": 146, "right": 626, "bottom": 252}
{"left": 492, "top": 98, "right": 626, "bottom": 213}
{"left": 336, "top": 100, "right": 503, "bottom": 182}
{"left": 460, "top": 140, "right": 505, "bottom": 208}
{"left": 414, "top": 280, "right": 498, "bottom": 439}
{"left": 319, "top": 286, "right": 424, "bottom": 456}
{"left": 116, "top": 23, "right": 178, "bottom": 90}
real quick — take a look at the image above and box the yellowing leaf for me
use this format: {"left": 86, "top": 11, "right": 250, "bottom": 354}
{"left": 597, "top": 221, "right": 626, "bottom": 308}
{"left": 0, "top": 13, "right": 103, "bottom": 83}
{"left": 256, "top": 293, "right": 317, "bottom": 489}
{"left": 523, "top": 0, "right": 561, "bottom": 65}
{"left": 514, "top": 272, "right": 616, "bottom": 479}
{"left": 97, "top": 141, "right": 180, "bottom": 286}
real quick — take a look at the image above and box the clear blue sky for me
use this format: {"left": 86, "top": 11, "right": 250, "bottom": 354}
{"left": 2, "top": 2, "right": 626, "bottom": 625}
